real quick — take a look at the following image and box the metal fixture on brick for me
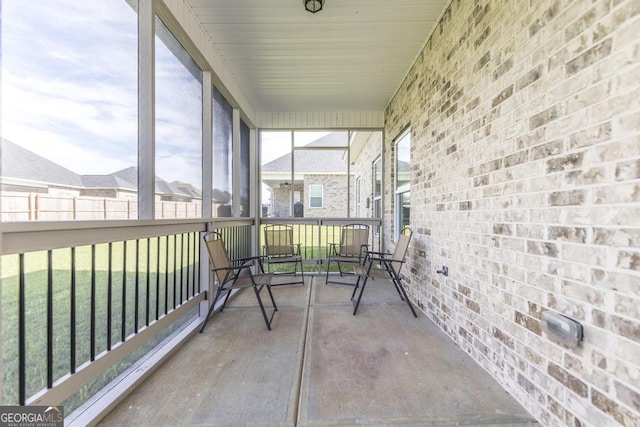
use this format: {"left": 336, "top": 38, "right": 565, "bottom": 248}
{"left": 304, "top": 0, "right": 324, "bottom": 13}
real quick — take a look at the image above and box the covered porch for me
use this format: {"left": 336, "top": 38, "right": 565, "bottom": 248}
{"left": 98, "top": 276, "right": 535, "bottom": 426}
{"left": 1, "top": 0, "right": 639, "bottom": 426}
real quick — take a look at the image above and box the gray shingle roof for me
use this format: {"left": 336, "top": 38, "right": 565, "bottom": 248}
{"left": 263, "top": 133, "right": 348, "bottom": 174}
{"left": 1, "top": 138, "right": 84, "bottom": 187}
{"left": 82, "top": 173, "right": 137, "bottom": 190}
{"left": 1, "top": 139, "right": 200, "bottom": 197}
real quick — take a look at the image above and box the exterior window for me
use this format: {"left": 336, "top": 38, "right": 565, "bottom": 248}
{"left": 355, "top": 178, "right": 361, "bottom": 217}
{"left": 240, "top": 119, "right": 250, "bottom": 217}
{"left": 372, "top": 157, "right": 382, "bottom": 234}
{"left": 395, "top": 131, "right": 410, "bottom": 238}
{"left": 309, "top": 185, "right": 323, "bottom": 208}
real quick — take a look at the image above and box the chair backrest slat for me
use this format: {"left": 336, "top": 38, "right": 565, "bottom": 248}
{"left": 339, "top": 224, "right": 369, "bottom": 256}
{"left": 204, "top": 232, "right": 232, "bottom": 285}
{"left": 391, "top": 228, "right": 412, "bottom": 274}
{"left": 264, "top": 225, "right": 295, "bottom": 256}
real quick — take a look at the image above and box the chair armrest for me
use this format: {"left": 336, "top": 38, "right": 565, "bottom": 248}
{"left": 211, "top": 265, "right": 238, "bottom": 273}
{"left": 365, "top": 255, "right": 404, "bottom": 264}
{"left": 232, "top": 255, "right": 262, "bottom": 265}
{"left": 212, "top": 262, "right": 254, "bottom": 274}
{"left": 363, "top": 250, "right": 388, "bottom": 258}
{"left": 366, "top": 251, "right": 405, "bottom": 263}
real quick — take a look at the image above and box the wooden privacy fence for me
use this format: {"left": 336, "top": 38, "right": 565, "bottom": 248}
{"left": 0, "top": 192, "right": 202, "bottom": 221}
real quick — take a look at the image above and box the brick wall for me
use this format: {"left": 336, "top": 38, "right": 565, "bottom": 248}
{"left": 384, "top": 0, "right": 640, "bottom": 425}
{"left": 305, "top": 174, "right": 350, "bottom": 217}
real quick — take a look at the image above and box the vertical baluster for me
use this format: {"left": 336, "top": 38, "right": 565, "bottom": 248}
{"left": 173, "top": 234, "right": 177, "bottom": 309}
{"left": 156, "top": 236, "right": 161, "bottom": 321}
{"left": 186, "top": 232, "right": 191, "bottom": 299}
{"left": 47, "top": 250, "right": 53, "bottom": 388}
{"left": 191, "top": 232, "right": 197, "bottom": 296}
{"left": 18, "top": 253, "right": 26, "bottom": 405}
{"left": 135, "top": 239, "right": 139, "bottom": 333}
{"left": 71, "top": 247, "right": 77, "bottom": 373}
{"left": 121, "top": 242, "right": 127, "bottom": 342}
{"left": 107, "top": 242, "right": 113, "bottom": 351}
{"left": 146, "top": 238, "right": 150, "bottom": 326}
{"left": 194, "top": 231, "right": 200, "bottom": 294}
{"left": 239, "top": 226, "right": 243, "bottom": 259}
{"left": 179, "top": 234, "right": 184, "bottom": 304}
{"left": 165, "top": 235, "right": 169, "bottom": 315}
{"left": 91, "top": 245, "right": 96, "bottom": 361}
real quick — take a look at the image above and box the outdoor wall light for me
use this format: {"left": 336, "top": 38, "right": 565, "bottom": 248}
{"left": 304, "top": 0, "right": 324, "bottom": 13}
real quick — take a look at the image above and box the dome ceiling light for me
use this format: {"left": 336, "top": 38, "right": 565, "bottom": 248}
{"left": 304, "top": 0, "right": 324, "bottom": 13}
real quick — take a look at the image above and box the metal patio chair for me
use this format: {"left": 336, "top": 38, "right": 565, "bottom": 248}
{"left": 351, "top": 228, "right": 417, "bottom": 317}
{"left": 262, "top": 224, "right": 305, "bottom": 285}
{"left": 325, "top": 223, "right": 370, "bottom": 286}
{"left": 199, "top": 231, "right": 277, "bottom": 333}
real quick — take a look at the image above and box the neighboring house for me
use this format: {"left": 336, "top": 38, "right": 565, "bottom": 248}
{"left": 262, "top": 132, "right": 382, "bottom": 218}
{"left": 0, "top": 139, "right": 201, "bottom": 202}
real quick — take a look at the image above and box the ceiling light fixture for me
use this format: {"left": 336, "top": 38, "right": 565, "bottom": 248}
{"left": 304, "top": 0, "right": 324, "bottom": 13}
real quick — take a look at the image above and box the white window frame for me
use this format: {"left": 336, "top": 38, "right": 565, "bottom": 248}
{"left": 309, "top": 184, "right": 323, "bottom": 208}
{"left": 372, "top": 156, "right": 382, "bottom": 234}
{"left": 395, "top": 130, "right": 411, "bottom": 240}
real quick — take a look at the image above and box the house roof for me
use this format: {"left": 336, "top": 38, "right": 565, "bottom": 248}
{"left": 82, "top": 172, "right": 137, "bottom": 190}
{"left": 262, "top": 133, "right": 349, "bottom": 174}
{"left": 1, "top": 138, "right": 84, "bottom": 187}
{"left": 1, "top": 139, "right": 200, "bottom": 198}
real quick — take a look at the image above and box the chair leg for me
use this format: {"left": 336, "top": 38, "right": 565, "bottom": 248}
{"left": 390, "top": 277, "right": 405, "bottom": 301}
{"left": 325, "top": 258, "right": 331, "bottom": 284}
{"left": 395, "top": 279, "right": 418, "bottom": 318}
{"left": 200, "top": 288, "right": 223, "bottom": 333}
{"left": 352, "top": 276, "right": 369, "bottom": 315}
{"left": 220, "top": 288, "right": 233, "bottom": 311}
{"left": 253, "top": 285, "right": 276, "bottom": 330}
{"left": 299, "top": 259, "right": 305, "bottom": 284}
{"left": 265, "top": 284, "right": 278, "bottom": 311}
{"left": 350, "top": 276, "right": 361, "bottom": 300}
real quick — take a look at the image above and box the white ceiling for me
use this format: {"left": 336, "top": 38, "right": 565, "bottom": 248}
{"left": 187, "top": 0, "right": 451, "bottom": 113}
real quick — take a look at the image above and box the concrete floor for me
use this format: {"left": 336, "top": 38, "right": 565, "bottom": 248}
{"left": 99, "top": 275, "right": 537, "bottom": 426}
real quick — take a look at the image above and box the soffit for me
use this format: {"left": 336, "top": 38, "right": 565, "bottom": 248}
{"left": 187, "top": 0, "right": 450, "bottom": 113}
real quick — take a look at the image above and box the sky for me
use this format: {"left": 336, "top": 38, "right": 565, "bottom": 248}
{"left": 1, "top": 0, "right": 333, "bottom": 192}
{"left": 1, "top": 0, "right": 202, "bottom": 187}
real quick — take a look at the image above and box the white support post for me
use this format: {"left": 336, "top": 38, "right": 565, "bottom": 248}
{"left": 202, "top": 72, "right": 213, "bottom": 220}
{"left": 249, "top": 127, "right": 257, "bottom": 219}
{"left": 138, "top": 0, "right": 155, "bottom": 220}
{"left": 251, "top": 127, "right": 259, "bottom": 257}
{"left": 232, "top": 108, "right": 241, "bottom": 217}
{"left": 200, "top": 73, "right": 213, "bottom": 313}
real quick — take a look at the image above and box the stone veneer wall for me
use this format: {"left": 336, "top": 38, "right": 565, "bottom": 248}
{"left": 383, "top": 0, "right": 640, "bottom": 425}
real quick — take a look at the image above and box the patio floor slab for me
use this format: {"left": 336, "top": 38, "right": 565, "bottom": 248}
{"left": 98, "top": 276, "right": 537, "bottom": 426}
